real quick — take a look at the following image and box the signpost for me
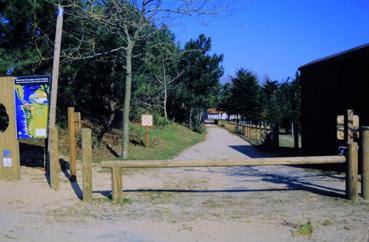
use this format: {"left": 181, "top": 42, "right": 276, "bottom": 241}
{"left": 141, "top": 114, "right": 153, "bottom": 148}
{"left": 337, "top": 112, "right": 359, "bottom": 141}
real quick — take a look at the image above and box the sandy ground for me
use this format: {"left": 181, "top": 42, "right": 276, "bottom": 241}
{"left": 1, "top": 125, "right": 369, "bottom": 242}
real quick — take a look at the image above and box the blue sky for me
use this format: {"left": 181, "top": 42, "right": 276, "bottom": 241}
{"left": 170, "top": 0, "right": 369, "bottom": 83}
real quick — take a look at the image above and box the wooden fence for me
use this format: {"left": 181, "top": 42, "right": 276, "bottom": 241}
{"left": 46, "top": 118, "right": 369, "bottom": 205}
{"left": 101, "top": 154, "right": 355, "bottom": 203}
{"left": 218, "top": 120, "right": 272, "bottom": 145}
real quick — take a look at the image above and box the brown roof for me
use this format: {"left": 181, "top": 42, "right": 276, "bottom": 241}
{"left": 207, "top": 108, "right": 223, "bottom": 114}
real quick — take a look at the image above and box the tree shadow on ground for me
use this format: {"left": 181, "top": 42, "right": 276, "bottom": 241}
{"left": 94, "top": 165, "right": 346, "bottom": 200}
{"left": 19, "top": 142, "right": 53, "bottom": 187}
{"left": 59, "top": 159, "right": 83, "bottom": 200}
{"left": 221, "top": 166, "right": 345, "bottom": 198}
{"left": 19, "top": 142, "right": 46, "bottom": 167}
{"left": 229, "top": 144, "right": 346, "bottom": 174}
{"left": 228, "top": 145, "right": 273, "bottom": 158}
{"left": 93, "top": 188, "right": 300, "bottom": 200}
{"left": 18, "top": 142, "right": 83, "bottom": 199}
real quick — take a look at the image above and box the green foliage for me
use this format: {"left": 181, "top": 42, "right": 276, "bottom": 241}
{"left": 260, "top": 78, "right": 280, "bottom": 122}
{"left": 0, "top": 0, "right": 56, "bottom": 74}
{"left": 262, "top": 72, "right": 301, "bottom": 128}
{"left": 153, "top": 113, "right": 170, "bottom": 127}
{"left": 230, "top": 69, "right": 262, "bottom": 122}
{"left": 292, "top": 221, "right": 313, "bottom": 238}
{"left": 217, "top": 82, "right": 233, "bottom": 116}
{"left": 169, "top": 34, "right": 223, "bottom": 132}
{"left": 1, "top": 1, "right": 223, "bottom": 143}
{"left": 127, "top": 122, "right": 205, "bottom": 160}
{"left": 218, "top": 70, "right": 301, "bottom": 128}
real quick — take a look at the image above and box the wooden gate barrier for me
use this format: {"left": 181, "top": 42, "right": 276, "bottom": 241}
{"left": 101, "top": 153, "right": 357, "bottom": 203}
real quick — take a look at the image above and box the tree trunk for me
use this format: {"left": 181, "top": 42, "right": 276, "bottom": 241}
{"left": 197, "top": 110, "right": 203, "bottom": 127}
{"left": 163, "top": 80, "right": 168, "bottom": 122}
{"left": 121, "top": 44, "right": 133, "bottom": 159}
{"left": 189, "top": 107, "right": 193, "bottom": 130}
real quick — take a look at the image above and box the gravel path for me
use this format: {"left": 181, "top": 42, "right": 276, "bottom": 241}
{"left": 176, "top": 124, "right": 267, "bottom": 160}
{"left": 1, "top": 125, "right": 369, "bottom": 242}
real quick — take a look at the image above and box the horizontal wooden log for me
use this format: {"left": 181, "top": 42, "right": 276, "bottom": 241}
{"left": 101, "top": 156, "right": 345, "bottom": 169}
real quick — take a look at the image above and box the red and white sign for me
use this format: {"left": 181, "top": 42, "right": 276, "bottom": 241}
{"left": 141, "top": 114, "right": 153, "bottom": 127}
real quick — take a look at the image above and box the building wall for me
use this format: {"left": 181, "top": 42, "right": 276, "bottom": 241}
{"left": 300, "top": 46, "right": 369, "bottom": 155}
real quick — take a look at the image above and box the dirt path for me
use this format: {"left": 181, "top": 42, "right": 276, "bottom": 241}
{"left": 1, "top": 125, "right": 369, "bottom": 242}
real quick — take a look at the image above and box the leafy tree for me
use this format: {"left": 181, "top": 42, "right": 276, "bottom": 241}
{"left": 1, "top": 1, "right": 228, "bottom": 154}
{"left": 274, "top": 73, "right": 301, "bottom": 129}
{"left": 170, "top": 34, "right": 223, "bottom": 131}
{"left": 217, "top": 82, "right": 234, "bottom": 119}
{"left": 0, "top": 0, "right": 56, "bottom": 74}
{"left": 229, "top": 68, "right": 262, "bottom": 122}
{"left": 144, "top": 26, "right": 183, "bottom": 122}
{"left": 63, "top": 0, "right": 221, "bottom": 158}
{"left": 260, "top": 77, "right": 280, "bottom": 122}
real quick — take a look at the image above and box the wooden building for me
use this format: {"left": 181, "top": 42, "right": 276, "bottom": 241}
{"left": 299, "top": 43, "right": 369, "bottom": 155}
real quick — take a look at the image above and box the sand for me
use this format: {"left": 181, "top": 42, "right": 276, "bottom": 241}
{"left": 1, "top": 125, "right": 369, "bottom": 242}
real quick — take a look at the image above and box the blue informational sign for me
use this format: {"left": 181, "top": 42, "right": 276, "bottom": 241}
{"left": 2, "top": 149, "right": 12, "bottom": 167}
{"left": 14, "top": 75, "right": 51, "bottom": 139}
{"left": 3, "top": 150, "right": 11, "bottom": 158}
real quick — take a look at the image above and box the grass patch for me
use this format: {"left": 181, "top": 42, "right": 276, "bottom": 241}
{"left": 141, "top": 191, "right": 175, "bottom": 203}
{"left": 54, "top": 121, "right": 205, "bottom": 163}
{"left": 278, "top": 134, "right": 301, "bottom": 148}
{"left": 121, "top": 197, "right": 133, "bottom": 205}
{"left": 127, "top": 123, "right": 205, "bottom": 160}
{"left": 321, "top": 219, "right": 333, "bottom": 226}
{"left": 292, "top": 221, "right": 313, "bottom": 238}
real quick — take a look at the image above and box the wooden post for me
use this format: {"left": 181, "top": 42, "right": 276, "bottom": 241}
{"left": 346, "top": 142, "right": 358, "bottom": 200}
{"left": 361, "top": 126, "right": 369, "bottom": 200}
{"left": 111, "top": 167, "right": 123, "bottom": 203}
{"left": 50, "top": 127, "right": 59, "bottom": 190}
{"left": 82, "top": 128, "right": 92, "bottom": 202}
{"left": 293, "top": 122, "right": 299, "bottom": 152}
{"left": 273, "top": 123, "right": 279, "bottom": 148}
{"left": 245, "top": 122, "right": 248, "bottom": 138}
{"left": 344, "top": 109, "right": 354, "bottom": 144}
{"left": 257, "top": 123, "right": 261, "bottom": 144}
{"left": 252, "top": 124, "right": 256, "bottom": 142}
{"left": 49, "top": 5, "right": 64, "bottom": 129}
{"left": 249, "top": 124, "right": 252, "bottom": 140}
{"left": 68, "top": 107, "right": 76, "bottom": 181}
{"left": 74, "top": 112, "right": 81, "bottom": 133}
{"left": 145, "top": 126, "right": 150, "bottom": 148}
{"left": 249, "top": 124, "right": 252, "bottom": 141}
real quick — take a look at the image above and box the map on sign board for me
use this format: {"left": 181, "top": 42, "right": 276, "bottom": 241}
{"left": 141, "top": 114, "right": 153, "bottom": 127}
{"left": 14, "top": 76, "right": 50, "bottom": 139}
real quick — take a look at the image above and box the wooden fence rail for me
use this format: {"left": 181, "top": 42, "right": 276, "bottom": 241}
{"left": 218, "top": 120, "right": 272, "bottom": 145}
{"left": 101, "top": 155, "right": 347, "bottom": 203}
